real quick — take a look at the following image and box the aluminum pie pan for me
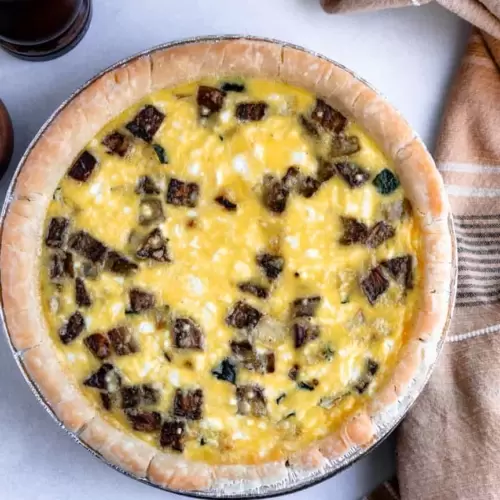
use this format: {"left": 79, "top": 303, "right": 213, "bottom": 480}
{"left": 0, "top": 35, "right": 458, "bottom": 499}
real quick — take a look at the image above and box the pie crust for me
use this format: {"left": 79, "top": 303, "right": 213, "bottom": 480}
{"left": 0, "top": 38, "right": 455, "bottom": 493}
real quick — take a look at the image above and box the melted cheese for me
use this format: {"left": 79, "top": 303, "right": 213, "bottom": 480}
{"left": 40, "top": 78, "right": 422, "bottom": 465}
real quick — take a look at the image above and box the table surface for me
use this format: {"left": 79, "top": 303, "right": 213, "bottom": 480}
{"left": 0, "top": 1, "right": 469, "bottom": 499}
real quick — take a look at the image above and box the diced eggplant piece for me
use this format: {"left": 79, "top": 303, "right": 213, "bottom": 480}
{"left": 311, "top": 99, "right": 346, "bottom": 133}
{"left": 128, "top": 288, "right": 156, "bottom": 313}
{"left": 226, "top": 301, "right": 262, "bottom": 330}
{"left": 59, "top": 311, "right": 85, "bottom": 344}
{"left": 291, "top": 296, "right": 321, "bottom": 318}
{"left": 262, "top": 352, "right": 275, "bottom": 374}
{"left": 126, "top": 410, "right": 162, "bottom": 432}
{"left": 361, "top": 266, "right": 389, "bottom": 305}
{"left": 381, "top": 255, "right": 413, "bottom": 290}
{"left": 84, "top": 333, "right": 111, "bottom": 359}
{"left": 236, "top": 385, "right": 267, "bottom": 417}
{"left": 81, "top": 261, "right": 99, "bottom": 279}
{"left": 354, "top": 359, "right": 380, "bottom": 394}
{"left": 298, "top": 176, "right": 321, "bottom": 198}
{"left": 330, "top": 134, "right": 360, "bottom": 157}
{"left": 136, "top": 228, "right": 170, "bottom": 262}
{"left": 366, "top": 221, "right": 395, "bottom": 248}
{"left": 100, "top": 393, "right": 113, "bottom": 409}
{"left": 316, "top": 159, "right": 337, "bottom": 183}
{"left": 136, "top": 175, "right": 161, "bottom": 195}
{"left": 173, "top": 388, "right": 204, "bottom": 420}
{"left": 197, "top": 85, "right": 226, "bottom": 116}
{"left": 121, "top": 385, "right": 141, "bottom": 409}
{"left": 166, "top": 178, "right": 199, "bottom": 208}
{"left": 126, "top": 105, "right": 165, "bottom": 143}
{"left": 120, "top": 383, "right": 161, "bottom": 409}
{"left": 339, "top": 216, "right": 369, "bottom": 245}
{"left": 45, "top": 217, "right": 69, "bottom": 248}
{"left": 299, "top": 115, "right": 319, "bottom": 138}
{"left": 108, "top": 326, "right": 139, "bottom": 355}
{"left": 215, "top": 195, "right": 237, "bottom": 211}
{"left": 68, "top": 231, "right": 108, "bottom": 263}
{"left": 49, "top": 251, "right": 74, "bottom": 281}
{"left": 228, "top": 340, "right": 253, "bottom": 360}
{"left": 230, "top": 340, "right": 275, "bottom": 374}
{"left": 142, "top": 384, "right": 160, "bottom": 405}
{"left": 336, "top": 162, "right": 370, "bottom": 188}
{"left": 106, "top": 250, "right": 138, "bottom": 274}
{"left": 256, "top": 253, "right": 284, "bottom": 281}
{"left": 75, "top": 277, "right": 92, "bottom": 307}
{"left": 160, "top": 420, "right": 185, "bottom": 452}
{"left": 68, "top": 151, "right": 98, "bottom": 182}
{"left": 83, "top": 363, "right": 121, "bottom": 391}
{"left": 237, "top": 281, "right": 269, "bottom": 299}
{"left": 100, "top": 392, "right": 117, "bottom": 411}
{"left": 173, "top": 318, "right": 204, "bottom": 350}
{"left": 282, "top": 166, "right": 302, "bottom": 191}
{"left": 292, "top": 319, "right": 320, "bottom": 348}
{"left": 101, "top": 131, "right": 130, "bottom": 157}
{"left": 288, "top": 364, "right": 300, "bottom": 381}
{"left": 262, "top": 174, "right": 288, "bottom": 214}
{"left": 236, "top": 102, "right": 268, "bottom": 122}
{"left": 62, "top": 251, "right": 75, "bottom": 278}
{"left": 139, "top": 198, "right": 164, "bottom": 226}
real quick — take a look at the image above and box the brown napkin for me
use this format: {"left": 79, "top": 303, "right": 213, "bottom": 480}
{"left": 322, "top": 2, "right": 500, "bottom": 500}
{"left": 321, "top": 0, "right": 500, "bottom": 38}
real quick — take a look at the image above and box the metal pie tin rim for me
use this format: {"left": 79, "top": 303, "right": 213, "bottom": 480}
{"left": 0, "top": 34, "right": 458, "bottom": 499}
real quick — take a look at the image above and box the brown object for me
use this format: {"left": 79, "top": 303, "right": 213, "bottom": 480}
{"left": 397, "top": 31, "right": 500, "bottom": 500}
{"left": 320, "top": 3, "right": 500, "bottom": 500}
{"left": 0, "top": 99, "right": 13, "bottom": 173}
{"left": 321, "top": 0, "right": 500, "bottom": 39}
{"left": 0, "top": 0, "right": 92, "bottom": 61}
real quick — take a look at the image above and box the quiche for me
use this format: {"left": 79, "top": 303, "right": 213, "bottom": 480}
{"left": 0, "top": 38, "right": 455, "bottom": 494}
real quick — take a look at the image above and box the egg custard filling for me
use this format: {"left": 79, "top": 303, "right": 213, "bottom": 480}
{"left": 40, "top": 78, "right": 422, "bottom": 465}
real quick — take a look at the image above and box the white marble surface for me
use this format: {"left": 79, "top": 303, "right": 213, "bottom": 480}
{"left": 0, "top": 1, "right": 469, "bottom": 499}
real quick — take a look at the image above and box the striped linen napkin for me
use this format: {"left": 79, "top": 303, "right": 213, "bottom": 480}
{"left": 321, "top": 2, "right": 500, "bottom": 500}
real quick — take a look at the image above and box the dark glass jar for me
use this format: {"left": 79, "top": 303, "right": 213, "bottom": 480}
{"left": 0, "top": 99, "right": 13, "bottom": 174}
{"left": 0, "top": 0, "right": 92, "bottom": 61}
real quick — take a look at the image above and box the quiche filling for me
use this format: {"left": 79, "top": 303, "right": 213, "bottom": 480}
{"left": 40, "top": 78, "right": 421, "bottom": 465}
